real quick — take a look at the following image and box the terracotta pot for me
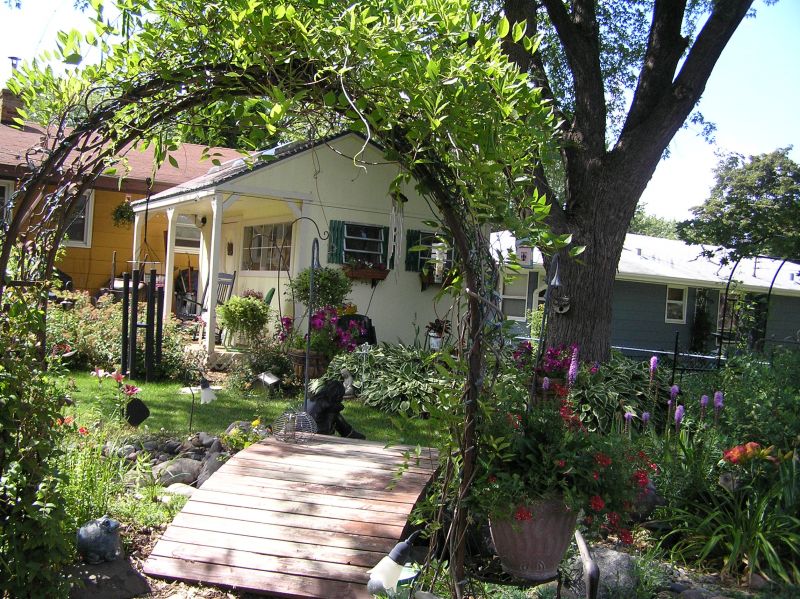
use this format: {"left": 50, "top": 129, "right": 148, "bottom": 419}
{"left": 287, "top": 348, "right": 331, "bottom": 380}
{"left": 489, "top": 498, "right": 577, "bottom": 581}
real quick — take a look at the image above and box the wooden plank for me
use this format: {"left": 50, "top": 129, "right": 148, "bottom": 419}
{"left": 181, "top": 498, "right": 406, "bottom": 539}
{"left": 160, "top": 525, "right": 385, "bottom": 568}
{"left": 168, "top": 512, "right": 396, "bottom": 553}
{"left": 144, "top": 556, "right": 372, "bottom": 599}
{"left": 189, "top": 488, "right": 411, "bottom": 527}
{"left": 150, "top": 540, "right": 370, "bottom": 583}
{"left": 201, "top": 474, "right": 415, "bottom": 513}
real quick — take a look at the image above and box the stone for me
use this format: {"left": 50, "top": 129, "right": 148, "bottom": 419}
{"left": 208, "top": 438, "right": 223, "bottom": 454}
{"left": 747, "top": 573, "right": 771, "bottom": 591}
{"left": 67, "top": 558, "right": 150, "bottom": 599}
{"left": 196, "top": 451, "right": 227, "bottom": 488}
{"left": 117, "top": 444, "right": 136, "bottom": 458}
{"left": 678, "top": 589, "right": 710, "bottom": 599}
{"left": 164, "top": 439, "right": 182, "bottom": 454}
{"left": 197, "top": 431, "right": 216, "bottom": 448}
{"left": 162, "top": 483, "right": 196, "bottom": 498}
{"left": 157, "top": 453, "right": 171, "bottom": 463}
{"left": 153, "top": 457, "right": 203, "bottom": 486}
{"left": 670, "top": 582, "right": 691, "bottom": 593}
{"left": 225, "top": 420, "right": 251, "bottom": 435}
{"left": 590, "top": 547, "right": 639, "bottom": 599}
{"left": 178, "top": 440, "right": 194, "bottom": 453}
{"left": 141, "top": 440, "right": 159, "bottom": 452}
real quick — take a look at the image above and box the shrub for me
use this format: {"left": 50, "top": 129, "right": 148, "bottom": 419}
{"left": 217, "top": 295, "right": 271, "bottom": 347}
{"left": 286, "top": 266, "right": 352, "bottom": 309}
{"left": 323, "top": 344, "right": 446, "bottom": 415}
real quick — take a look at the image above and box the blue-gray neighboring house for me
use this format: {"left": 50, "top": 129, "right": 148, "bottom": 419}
{"left": 501, "top": 233, "right": 800, "bottom": 357}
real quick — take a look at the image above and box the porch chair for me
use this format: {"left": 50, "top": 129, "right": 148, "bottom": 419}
{"left": 175, "top": 271, "right": 237, "bottom": 343}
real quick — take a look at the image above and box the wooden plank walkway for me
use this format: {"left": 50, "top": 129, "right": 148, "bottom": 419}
{"left": 143, "top": 435, "right": 439, "bottom": 598}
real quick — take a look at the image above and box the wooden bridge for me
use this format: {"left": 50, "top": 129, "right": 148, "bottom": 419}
{"left": 143, "top": 435, "right": 439, "bottom": 598}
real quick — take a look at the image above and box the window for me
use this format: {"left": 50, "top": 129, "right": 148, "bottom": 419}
{"left": 175, "top": 214, "right": 201, "bottom": 252}
{"left": 405, "top": 230, "right": 453, "bottom": 278}
{"left": 64, "top": 192, "right": 94, "bottom": 248}
{"left": 0, "top": 181, "right": 13, "bottom": 231}
{"left": 665, "top": 285, "right": 687, "bottom": 324}
{"left": 501, "top": 272, "right": 529, "bottom": 321}
{"left": 343, "top": 222, "right": 386, "bottom": 265}
{"left": 241, "top": 222, "right": 292, "bottom": 271}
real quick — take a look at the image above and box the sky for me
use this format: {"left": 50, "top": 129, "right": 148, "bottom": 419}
{"left": 0, "top": 1, "right": 798, "bottom": 222}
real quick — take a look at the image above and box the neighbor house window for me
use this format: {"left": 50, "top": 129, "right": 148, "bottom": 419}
{"left": 0, "top": 181, "right": 13, "bottom": 231}
{"left": 405, "top": 229, "right": 453, "bottom": 276}
{"left": 665, "top": 285, "right": 687, "bottom": 324}
{"left": 175, "top": 214, "right": 201, "bottom": 252}
{"left": 64, "top": 191, "right": 94, "bottom": 248}
{"left": 327, "top": 220, "right": 390, "bottom": 266}
{"left": 241, "top": 222, "right": 292, "bottom": 271}
{"left": 501, "top": 271, "right": 529, "bottom": 321}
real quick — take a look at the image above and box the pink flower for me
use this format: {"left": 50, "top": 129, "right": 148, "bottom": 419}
{"left": 78, "top": 426, "right": 88, "bottom": 436}
{"left": 649, "top": 356, "right": 658, "bottom": 376}
{"left": 123, "top": 384, "right": 140, "bottom": 396}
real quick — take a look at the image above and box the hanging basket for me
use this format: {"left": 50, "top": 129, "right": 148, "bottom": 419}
{"left": 287, "top": 348, "right": 331, "bottom": 380}
{"left": 489, "top": 498, "right": 577, "bottom": 582}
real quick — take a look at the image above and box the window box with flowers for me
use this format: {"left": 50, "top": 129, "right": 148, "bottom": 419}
{"left": 342, "top": 259, "right": 389, "bottom": 283}
{"left": 470, "top": 348, "right": 656, "bottom": 581}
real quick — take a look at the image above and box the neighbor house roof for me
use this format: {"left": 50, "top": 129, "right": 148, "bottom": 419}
{"left": 0, "top": 120, "right": 243, "bottom": 194}
{"left": 511, "top": 233, "right": 800, "bottom": 296}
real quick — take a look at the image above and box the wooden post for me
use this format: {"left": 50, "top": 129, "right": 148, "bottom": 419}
{"left": 129, "top": 268, "right": 140, "bottom": 379}
{"left": 156, "top": 282, "right": 164, "bottom": 369}
{"left": 121, "top": 272, "right": 130, "bottom": 375}
{"left": 145, "top": 269, "right": 156, "bottom": 381}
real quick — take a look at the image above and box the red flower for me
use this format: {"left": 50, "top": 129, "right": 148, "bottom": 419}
{"left": 78, "top": 427, "right": 88, "bottom": 436}
{"left": 594, "top": 452, "right": 612, "bottom": 468}
{"left": 514, "top": 506, "right": 533, "bottom": 521}
{"left": 488, "top": 474, "right": 497, "bottom": 484}
{"left": 592, "top": 471, "right": 600, "bottom": 480}
{"left": 589, "top": 495, "right": 605, "bottom": 511}
{"left": 607, "top": 511, "right": 621, "bottom": 528}
{"left": 632, "top": 470, "right": 650, "bottom": 488}
{"left": 555, "top": 459, "right": 566, "bottom": 469}
{"left": 506, "top": 413, "right": 522, "bottom": 430}
{"left": 618, "top": 529, "right": 633, "bottom": 545}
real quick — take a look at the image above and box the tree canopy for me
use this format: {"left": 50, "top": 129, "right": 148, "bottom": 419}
{"left": 629, "top": 203, "right": 677, "bottom": 239}
{"left": 677, "top": 147, "right": 800, "bottom": 263}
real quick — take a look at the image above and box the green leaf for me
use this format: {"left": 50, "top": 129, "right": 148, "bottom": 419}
{"left": 512, "top": 21, "right": 526, "bottom": 43}
{"left": 497, "top": 17, "right": 510, "bottom": 39}
{"left": 64, "top": 53, "right": 83, "bottom": 65}
{"left": 167, "top": 155, "right": 179, "bottom": 168}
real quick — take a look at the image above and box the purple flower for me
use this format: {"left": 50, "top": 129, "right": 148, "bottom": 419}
{"left": 667, "top": 399, "right": 673, "bottom": 411}
{"left": 641, "top": 411, "right": 651, "bottom": 424}
{"left": 590, "top": 362, "right": 599, "bottom": 374}
{"left": 649, "top": 356, "right": 658, "bottom": 376}
{"left": 567, "top": 346, "right": 579, "bottom": 386}
{"left": 674, "top": 404, "right": 685, "bottom": 424}
{"left": 670, "top": 384, "right": 679, "bottom": 400}
{"left": 714, "top": 391, "right": 724, "bottom": 410}
{"left": 700, "top": 394, "right": 709, "bottom": 408}
{"left": 310, "top": 315, "right": 325, "bottom": 330}
{"left": 542, "top": 376, "right": 550, "bottom": 391}
{"left": 624, "top": 412, "right": 634, "bottom": 422}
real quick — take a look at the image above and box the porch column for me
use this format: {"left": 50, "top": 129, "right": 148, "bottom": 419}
{"left": 204, "top": 194, "right": 223, "bottom": 356}
{"left": 132, "top": 212, "right": 144, "bottom": 267}
{"left": 162, "top": 207, "right": 177, "bottom": 320}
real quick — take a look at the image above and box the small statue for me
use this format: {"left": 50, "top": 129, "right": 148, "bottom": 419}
{"left": 307, "top": 380, "right": 365, "bottom": 439}
{"left": 76, "top": 515, "right": 123, "bottom": 564}
{"left": 341, "top": 368, "right": 356, "bottom": 398}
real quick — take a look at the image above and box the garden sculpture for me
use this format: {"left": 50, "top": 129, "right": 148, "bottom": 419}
{"left": 307, "top": 379, "right": 365, "bottom": 439}
{"left": 76, "top": 515, "right": 124, "bottom": 564}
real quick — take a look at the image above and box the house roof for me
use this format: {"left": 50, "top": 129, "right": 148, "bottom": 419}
{"left": 0, "top": 120, "right": 243, "bottom": 194}
{"left": 131, "top": 131, "right": 359, "bottom": 208}
{"left": 512, "top": 233, "right": 800, "bottom": 296}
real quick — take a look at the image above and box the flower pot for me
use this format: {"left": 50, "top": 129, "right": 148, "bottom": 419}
{"left": 287, "top": 348, "right": 331, "bottom": 380}
{"left": 489, "top": 498, "right": 577, "bottom": 581}
{"left": 343, "top": 267, "right": 389, "bottom": 281}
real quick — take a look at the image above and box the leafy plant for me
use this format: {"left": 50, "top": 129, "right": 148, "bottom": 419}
{"left": 323, "top": 343, "right": 447, "bottom": 415}
{"left": 286, "top": 266, "right": 352, "bottom": 309}
{"left": 280, "top": 306, "right": 363, "bottom": 360}
{"left": 217, "top": 295, "right": 271, "bottom": 347}
{"left": 111, "top": 199, "right": 135, "bottom": 227}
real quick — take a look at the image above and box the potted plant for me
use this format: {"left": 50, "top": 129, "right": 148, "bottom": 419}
{"left": 425, "top": 318, "right": 450, "bottom": 350}
{"left": 216, "top": 295, "right": 271, "bottom": 347}
{"left": 342, "top": 259, "right": 389, "bottom": 283}
{"left": 470, "top": 366, "right": 655, "bottom": 581}
{"left": 286, "top": 266, "right": 352, "bottom": 310}
{"left": 279, "top": 306, "right": 364, "bottom": 379}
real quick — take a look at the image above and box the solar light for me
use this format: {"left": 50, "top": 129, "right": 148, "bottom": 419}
{"left": 367, "top": 531, "right": 419, "bottom": 595}
{"left": 200, "top": 376, "right": 217, "bottom": 404}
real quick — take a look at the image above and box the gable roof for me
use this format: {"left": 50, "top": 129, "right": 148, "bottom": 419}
{"left": 510, "top": 233, "right": 800, "bottom": 296}
{"left": 131, "top": 131, "right": 358, "bottom": 207}
{"left": 0, "top": 120, "right": 243, "bottom": 194}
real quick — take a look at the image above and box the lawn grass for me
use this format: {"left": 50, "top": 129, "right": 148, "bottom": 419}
{"left": 64, "top": 370, "right": 441, "bottom": 447}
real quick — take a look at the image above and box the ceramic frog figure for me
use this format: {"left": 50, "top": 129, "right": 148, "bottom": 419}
{"left": 76, "top": 515, "right": 123, "bottom": 564}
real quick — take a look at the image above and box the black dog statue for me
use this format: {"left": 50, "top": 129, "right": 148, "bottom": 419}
{"left": 307, "top": 380, "right": 365, "bottom": 439}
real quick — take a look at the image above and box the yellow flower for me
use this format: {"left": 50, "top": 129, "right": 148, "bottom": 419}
{"left": 229, "top": 428, "right": 240, "bottom": 436}
{"left": 251, "top": 418, "right": 261, "bottom": 428}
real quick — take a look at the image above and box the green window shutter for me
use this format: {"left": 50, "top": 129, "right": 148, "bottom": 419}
{"left": 405, "top": 229, "right": 422, "bottom": 272}
{"left": 327, "top": 220, "right": 344, "bottom": 264}
{"left": 381, "top": 226, "right": 394, "bottom": 269}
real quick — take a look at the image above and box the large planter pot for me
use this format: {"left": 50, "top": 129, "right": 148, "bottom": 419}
{"left": 489, "top": 498, "right": 577, "bottom": 581}
{"left": 287, "top": 348, "right": 331, "bottom": 380}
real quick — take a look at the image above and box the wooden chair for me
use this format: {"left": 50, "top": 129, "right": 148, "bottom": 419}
{"left": 175, "top": 271, "right": 236, "bottom": 343}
